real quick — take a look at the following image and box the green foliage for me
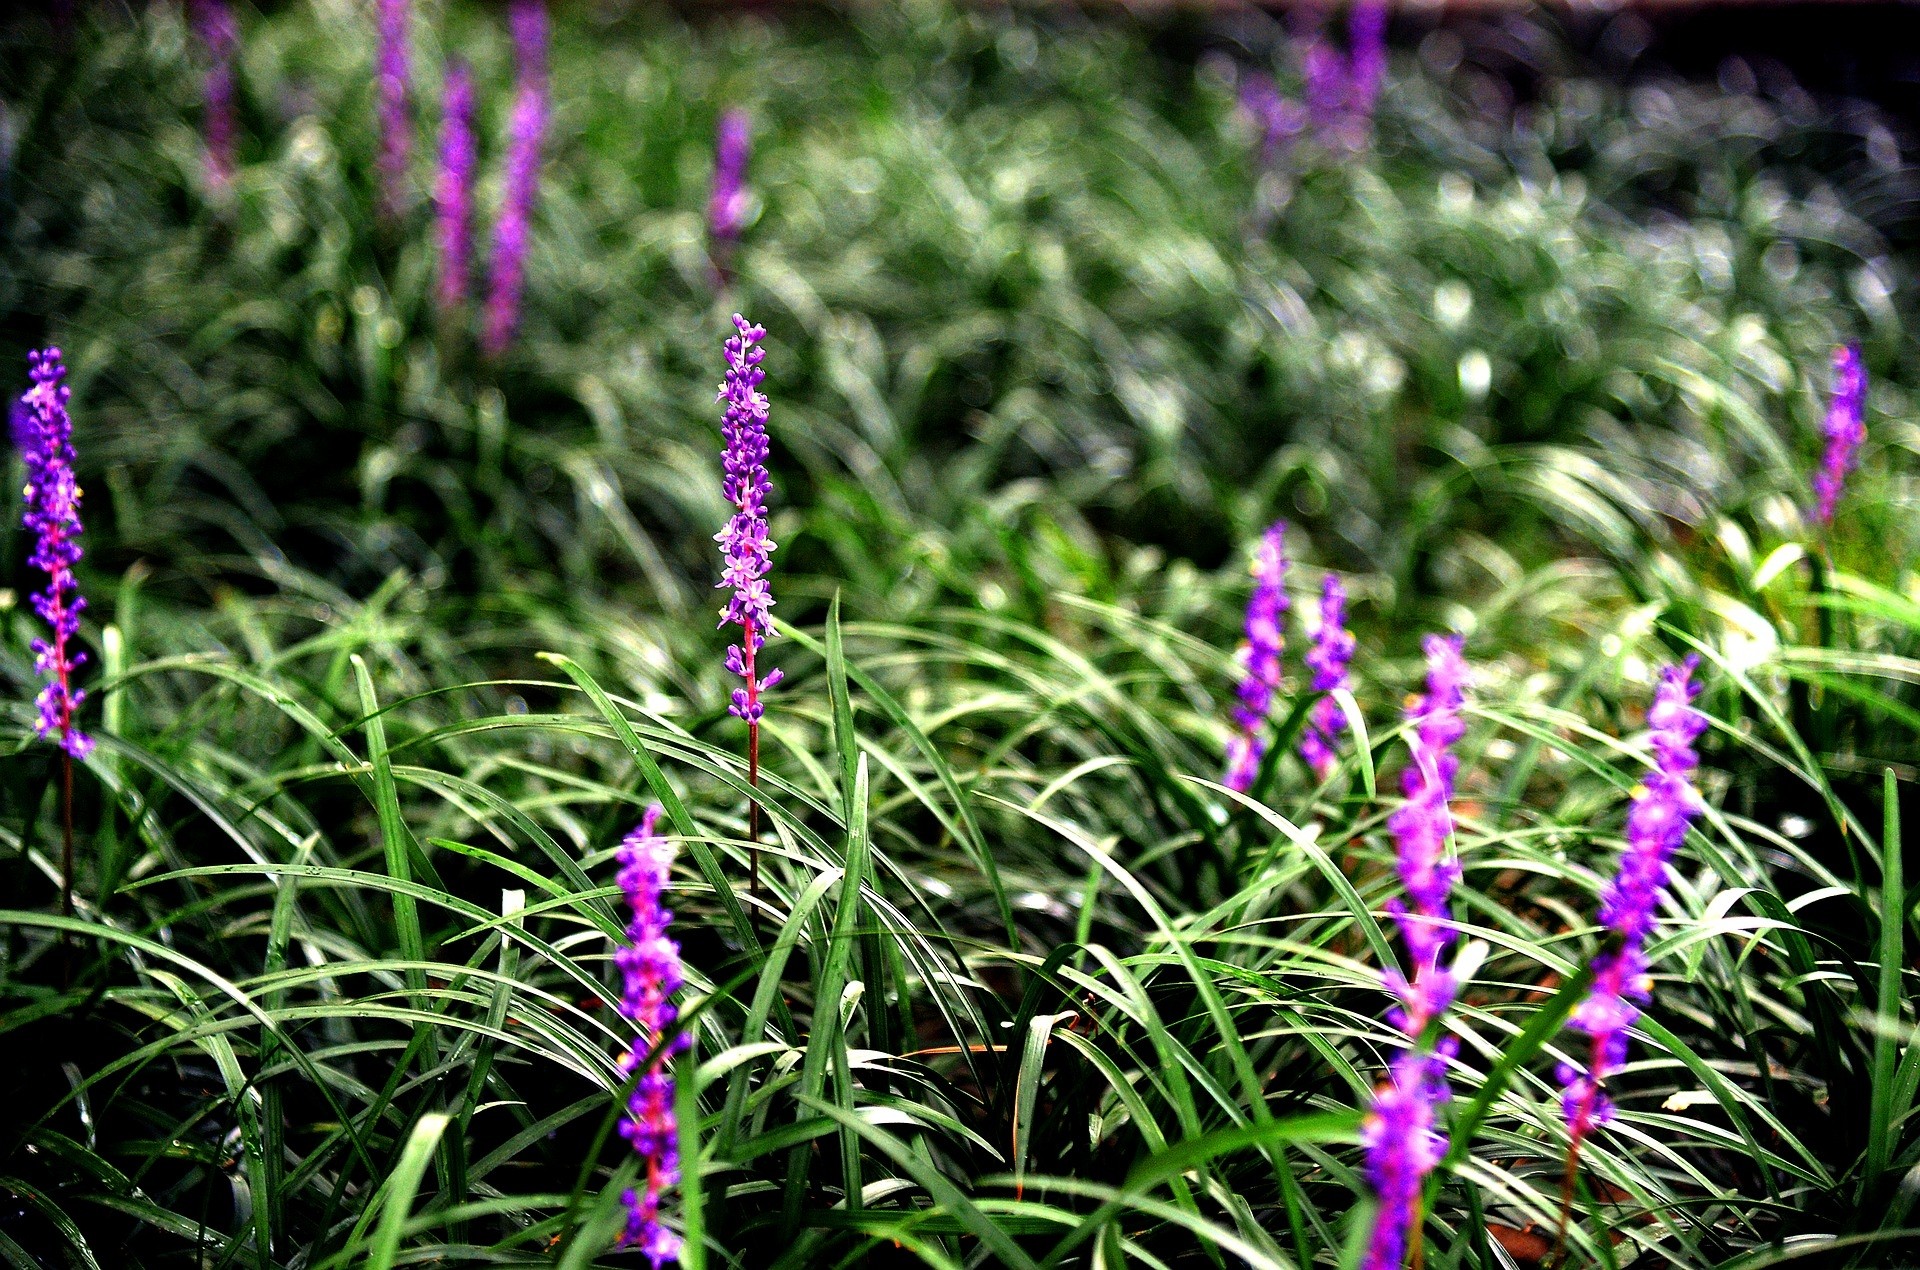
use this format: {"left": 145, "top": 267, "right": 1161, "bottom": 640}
{"left": 0, "top": 2, "right": 1918, "bottom": 1268}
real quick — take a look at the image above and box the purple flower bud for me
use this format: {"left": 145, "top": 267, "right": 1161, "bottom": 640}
{"left": 434, "top": 61, "right": 478, "bottom": 312}
{"left": 193, "top": 0, "right": 239, "bottom": 190}
{"left": 18, "top": 350, "right": 91, "bottom": 760}
{"left": 614, "top": 805, "right": 686, "bottom": 1264}
{"left": 708, "top": 109, "right": 752, "bottom": 248}
{"left": 1813, "top": 343, "right": 1867, "bottom": 525}
{"left": 717, "top": 316, "right": 779, "bottom": 722}
{"left": 1224, "top": 523, "right": 1289, "bottom": 793}
{"left": 1300, "top": 574, "right": 1357, "bottom": 780}
{"left": 1559, "top": 659, "right": 1707, "bottom": 1143}
{"left": 375, "top": 0, "right": 412, "bottom": 217}
{"left": 481, "top": 0, "right": 549, "bottom": 358}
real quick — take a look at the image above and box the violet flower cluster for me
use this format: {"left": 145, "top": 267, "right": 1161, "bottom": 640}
{"left": 1362, "top": 634, "right": 1469, "bottom": 1270}
{"left": 18, "top": 350, "right": 91, "bottom": 760}
{"left": 375, "top": 0, "right": 411, "bottom": 216}
{"left": 481, "top": 0, "right": 549, "bottom": 358}
{"left": 717, "top": 315, "right": 783, "bottom": 720}
{"left": 193, "top": 0, "right": 239, "bottom": 189}
{"left": 1300, "top": 574, "right": 1357, "bottom": 781}
{"left": 1223, "top": 523, "right": 1289, "bottom": 793}
{"left": 434, "top": 61, "right": 478, "bottom": 313}
{"left": 1238, "top": 70, "right": 1305, "bottom": 166}
{"left": 1558, "top": 659, "right": 1707, "bottom": 1145}
{"left": 1812, "top": 342, "right": 1867, "bottom": 525}
{"left": 1241, "top": 3, "right": 1388, "bottom": 160}
{"left": 708, "top": 109, "right": 752, "bottom": 253}
{"left": 614, "top": 804, "right": 688, "bottom": 1266}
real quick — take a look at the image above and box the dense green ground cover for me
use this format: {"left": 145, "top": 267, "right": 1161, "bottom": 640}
{"left": 2, "top": 1, "right": 1920, "bottom": 1266}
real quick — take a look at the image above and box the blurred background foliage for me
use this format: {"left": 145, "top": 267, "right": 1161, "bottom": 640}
{"left": 2, "top": 2, "right": 1920, "bottom": 1267}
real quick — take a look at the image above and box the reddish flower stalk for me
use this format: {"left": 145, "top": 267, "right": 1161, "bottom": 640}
{"left": 1224, "top": 523, "right": 1288, "bottom": 793}
{"left": 614, "top": 805, "right": 687, "bottom": 1266}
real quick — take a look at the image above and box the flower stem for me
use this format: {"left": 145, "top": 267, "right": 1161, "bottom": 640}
{"left": 744, "top": 616, "right": 761, "bottom": 900}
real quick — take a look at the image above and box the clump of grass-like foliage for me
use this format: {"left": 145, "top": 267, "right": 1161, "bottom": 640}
{"left": 2, "top": 2, "right": 1919, "bottom": 1267}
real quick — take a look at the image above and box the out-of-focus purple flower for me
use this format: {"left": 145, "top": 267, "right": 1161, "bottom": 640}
{"left": 1347, "top": 3, "right": 1388, "bottom": 133}
{"left": 1300, "top": 574, "right": 1357, "bottom": 781}
{"left": 708, "top": 109, "right": 752, "bottom": 250}
{"left": 1812, "top": 342, "right": 1867, "bottom": 524}
{"left": 480, "top": 0, "right": 549, "bottom": 358}
{"left": 1224, "top": 523, "right": 1289, "bottom": 793}
{"left": 375, "top": 0, "right": 411, "bottom": 216}
{"left": 1558, "top": 659, "right": 1707, "bottom": 1144}
{"left": 1361, "top": 634, "right": 1469, "bottom": 1269}
{"left": 1360, "top": 1045, "right": 1455, "bottom": 1270}
{"left": 1382, "top": 633, "right": 1468, "bottom": 1033}
{"left": 18, "top": 349, "right": 91, "bottom": 760}
{"left": 614, "top": 804, "right": 687, "bottom": 1266}
{"left": 717, "top": 315, "right": 783, "bottom": 722}
{"left": 193, "top": 0, "right": 239, "bottom": 189}
{"left": 434, "top": 60, "right": 477, "bottom": 312}
{"left": 1302, "top": 38, "right": 1349, "bottom": 140}
{"left": 1238, "top": 69, "right": 1306, "bottom": 165}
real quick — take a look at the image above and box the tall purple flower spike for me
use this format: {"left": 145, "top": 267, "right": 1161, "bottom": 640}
{"left": 1362, "top": 634, "right": 1470, "bottom": 1270}
{"left": 1224, "top": 523, "right": 1288, "bottom": 794}
{"left": 708, "top": 109, "right": 752, "bottom": 253}
{"left": 717, "top": 315, "right": 783, "bottom": 723}
{"left": 434, "top": 60, "right": 477, "bottom": 312}
{"left": 1813, "top": 343, "right": 1867, "bottom": 525}
{"left": 1347, "top": 3, "right": 1389, "bottom": 137}
{"left": 1301, "top": 37, "right": 1350, "bottom": 141}
{"left": 193, "top": 0, "right": 239, "bottom": 190}
{"left": 615, "top": 805, "right": 688, "bottom": 1266}
{"left": 375, "top": 0, "right": 411, "bottom": 216}
{"left": 480, "top": 0, "right": 549, "bottom": 358}
{"left": 19, "top": 350, "right": 91, "bottom": 761}
{"left": 1300, "top": 574, "right": 1357, "bottom": 781}
{"left": 1557, "top": 660, "right": 1707, "bottom": 1147}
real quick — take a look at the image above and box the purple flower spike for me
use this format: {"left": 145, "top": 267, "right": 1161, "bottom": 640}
{"left": 193, "top": 0, "right": 239, "bottom": 190}
{"left": 1559, "top": 659, "right": 1707, "bottom": 1145}
{"left": 1347, "top": 3, "right": 1389, "bottom": 135}
{"left": 708, "top": 109, "right": 752, "bottom": 250}
{"left": 1302, "top": 38, "right": 1349, "bottom": 139}
{"left": 1300, "top": 575, "right": 1357, "bottom": 781}
{"left": 434, "top": 61, "right": 478, "bottom": 312}
{"left": 614, "top": 805, "right": 687, "bottom": 1266}
{"left": 375, "top": 0, "right": 411, "bottom": 216}
{"left": 481, "top": 0, "right": 549, "bottom": 358}
{"left": 1362, "top": 634, "right": 1469, "bottom": 1269}
{"left": 1224, "top": 523, "right": 1289, "bottom": 794}
{"left": 717, "top": 316, "right": 781, "bottom": 722}
{"left": 1813, "top": 343, "right": 1867, "bottom": 525}
{"left": 19, "top": 350, "right": 91, "bottom": 761}
{"left": 1360, "top": 1044, "right": 1456, "bottom": 1270}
